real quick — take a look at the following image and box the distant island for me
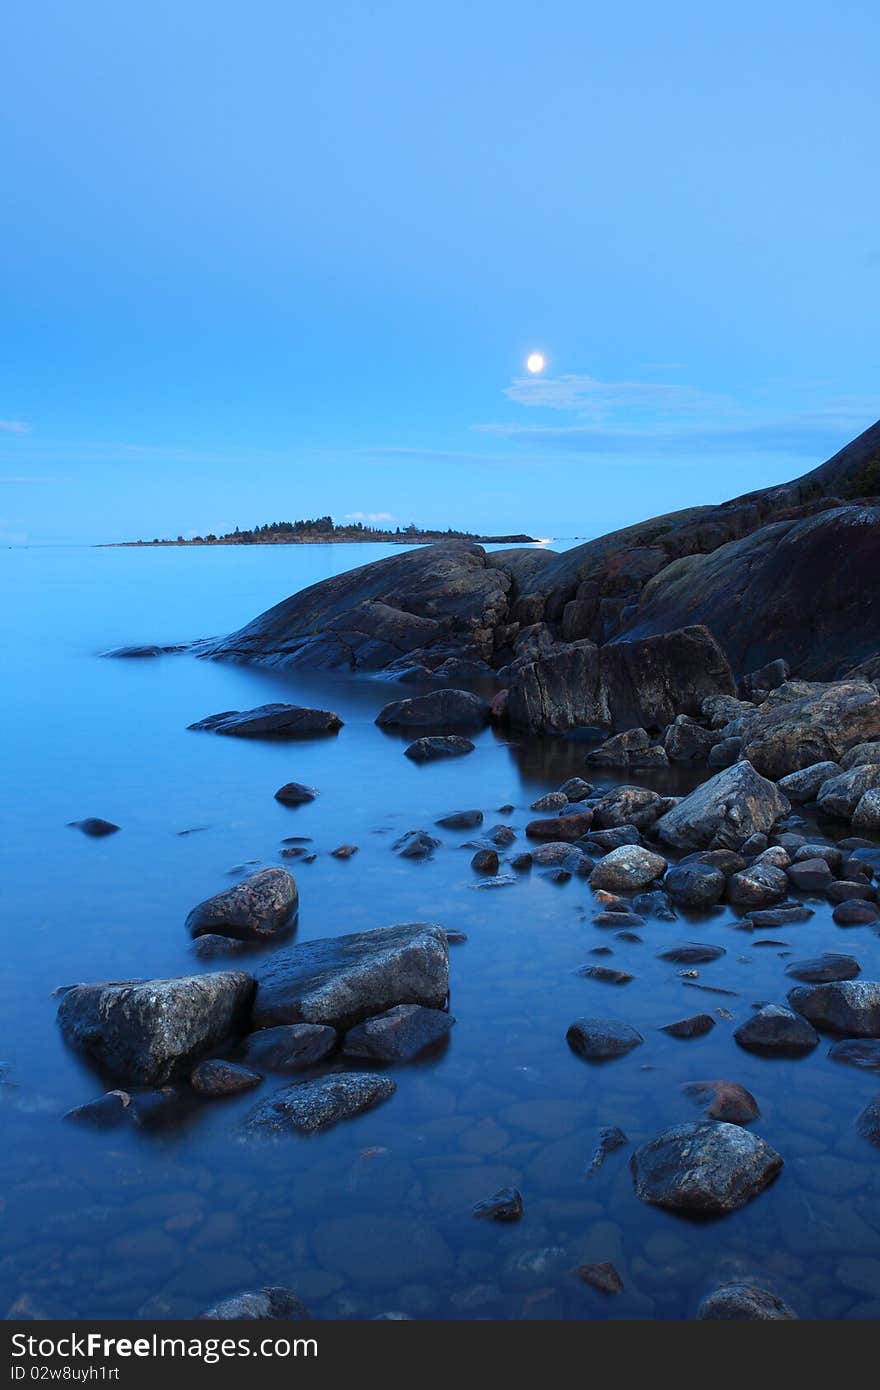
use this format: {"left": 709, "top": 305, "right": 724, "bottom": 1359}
{"left": 108, "top": 516, "right": 537, "bottom": 546}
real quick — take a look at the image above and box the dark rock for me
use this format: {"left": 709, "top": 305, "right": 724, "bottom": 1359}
{"left": 274, "top": 782, "right": 317, "bottom": 806}
{"left": 192, "top": 934, "right": 253, "bottom": 959}
{"left": 658, "top": 943, "right": 726, "bottom": 964}
{"left": 581, "top": 826, "right": 641, "bottom": 851}
{"left": 665, "top": 862, "right": 725, "bottom": 909}
{"left": 833, "top": 900, "right": 880, "bottom": 925}
{"left": 745, "top": 904, "right": 814, "bottom": 927}
{"left": 632, "top": 889, "right": 677, "bottom": 920}
{"left": 199, "top": 1287, "right": 311, "bottom": 1320}
{"left": 853, "top": 788, "right": 880, "bottom": 831}
{"left": 785, "top": 954, "right": 861, "bottom": 984}
{"left": 817, "top": 764, "right": 880, "bottom": 819}
{"left": 693, "top": 848, "right": 747, "bottom": 875}
{"left": 856, "top": 1097, "right": 880, "bottom": 1148}
{"left": 471, "top": 1187, "right": 523, "bottom": 1222}
{"left": 191, "top": 1059, "right": 262, "bottom": 1096}
{"left": 697, "top": 1282, "right": 796, "bottom": 1320}
{"left": 661, "top": 1013, "right": 715, "bottom": 1038}
{"left": 471, "top": 848, "right": 499, "bottom": 875}
{"left": 394, "top": 830, "right": 441, "bottom": 859}
{"left": 241, "top": 1072, "right": 395, "bottom": 1136}
{"left": 102, "top": 644, "right": 164, "bottom": 658}
{"left": 733, "top": 1004, "right": 819, "bottom": 1056}
{"left": 630, "top": 1121, "right": 782, "bottom": 1213}
{"left": 57, "top": 972, "right": 256, "bottom": 1085}
{"left": 740, "top": 832, "right": 769, "bottom": 856}
{"left": 566, "top": 1017, "right": 643, "bottom": 1061}
{"left": 489, "top": 824, "right": 516, "bottom": 847}
{"left": 778, "top": 761, "right": 841, "bottom": 803}
{"left": 587, "top": 1125, "right": 628, "bottom": 1173}
{"left": 404, "top": 735, "right": 475, "bottom": 762}
{"left": 530, "top": 791, "right": 569, "bottom": 811}
{"left": 828, "top": 1039, "right": 880, "bottom": 1070}
{"left": 577, "top": 966, "right": 634, "bottom": 985}
{"left": 558, "top": 777, "right": 594, "bottom": 801}
{"left": 736, "top": 681, "right": 880, "bottom": 779}
{"left": 243, "top": 1024, "right": 337, "bottom": 1071}
{"left": 436, "top": 810, "right": 483, "bottom": 829}
{"left": 63, "top": 1090, "right": 134, "bottom": 1129}
{"left": 575, "top": 1263, "right": 623, "bottom": 1295}
{"left": 655, "top": 762, "right": 790, "bottom": 852}
{"left": 330, "top": 844, "right": 358, "bottom": 859}
{"left": 787, "top": 981, "right": 880, "bottom": 1035}
{"left": 786, "top": 857, "right": 834, "bottom": 894}
{"left": 189, "top": 704, "right": 342, "bottom": 738}
{"left": 526, "top": 810, "right": 593, "bottom": 841}
{"left": 342, "top": 1004, "right": 454, "bottom": 1061}
{"left": 511, "top": 852, "right": 533, "bottom": 871}
{"left": 826, "top": 880, "right": 876, "bottom": 903}
{"left": 252, "top": 923, "right": 449, "bottom": 1030}
{"left": 664, "top": 716, "right": 718, "bottom": 765}
{"left": 682, "top": 1080, "right": 760, "bottom": 1124}
{"left": 375, "top": 689, "right": 490, "bottom": 730}
{"left": 727, "top": 864, "right": 789, "bottom": 909}
{"left": 707, "top": 737, "right": 743, "bottom": 769}
{"left": 742, "top": 658, "right": 791, "bottom": 696}
{"left": 584, "top": 728, "right": 668, "bottom": 769}
{"left": 841, "top": 741, "right": 880, "bottom": 770}
{"left": 591, "top": 786, "right": 663, "bottom": 830}
{"left": 590, "top": 845, "right": 667, "bottom": 892}
{"left": 186, "top": 867, "right": 298, "bottom": 942}
{"left": 68, "top": 818, "right": 119, "bottom": 837}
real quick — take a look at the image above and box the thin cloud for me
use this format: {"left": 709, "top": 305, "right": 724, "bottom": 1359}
{"left": 473, "top": 418, "right": 872, "bottom": 458}
{"left": 0, "top": 475, "right": 51, "bottom": 484}
{"left": 0, "top": 420, "right": 31, "bottom": 435}
{"left": 503, "top": 373, "right": 731, "bottom": 419}
{"left": 344, "top": 510, "right": 395, "bottom": 523}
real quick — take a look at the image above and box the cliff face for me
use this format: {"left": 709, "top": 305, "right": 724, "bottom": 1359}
{"left": 203, "top": 419, "right": 880, "bottom": 693}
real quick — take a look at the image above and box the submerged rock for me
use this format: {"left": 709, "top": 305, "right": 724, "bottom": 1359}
{"left": 697, "top": 1282, "right": 797, "bottom": 1320}
{"left": 784, "top": 953, "right": 861, "bottom": 984}
{"left": 242, "top": 1072, "right": 395, "bottom": 1135}
{"left": 658, "top": 943, "right": 726, "bottom": 965}
{"left": 189, "top": 703, "right": 343, "bottom": 738}
{"left": 787, "top": 981, "right": 880, "bottom": 1036}
{"left": 856, "top": 1097, "right": 880, "bottom": 1148}
{"left": 682, "top": 1079, "right": 760, "bottom": 1124}
{"left": 660, "top": 1013, "right": 715, "bottom": 1039}
{"left": 190, "top": 1059, "right": 262, "bottom": 1096}
{"left": 375, "top": 689, "right": 489, "bottom": 729}
{"left": 587, "top": 1125, "right": 629, "bottom": 1173}
{"left": 828, "top": 1039, "right": 880, "bottom": 1070}
{"left": 526, "top": 811, "right": 594, "bottom": 842}
{"left": 342, "top": 1004, "right": 454, "bottom": 1061}
{"left": 252, "top": 923, "right": 449, "bottom": 1031}
{"left": 566, "top": 1017, "right": 643, "bottom": 1061}
{"left": 186, "top": 867, "right": 298, "bottom": 942}
{"left": 243, "top": 1023, "right": 337, "bottom": 1071}
{"left": 57, "top": 972, "right": 255, "bottom": 1085}
{"left": 68, "top": 818, "right": 120, "bottom": 837}
{"left": 471, "top": 1187, "right": 523, "bottom": 1222}
{"left": 394, "top": 830, "right": 441, "bottom": 859}
{"left": 655, "top": 761, "right": 790, "bottom": 851}
{"left": 575, "top": 1263, "right": 624, "bottom": 1295}
{"left": 199, "top": 1287, "right": 311, "bottom": 1320}
{"left": 436, "top": 810, "right": 483, "bottom": 829}
{"left": 63, "top": 1090, "right": 135, "bottom": 1129}
{"left": 404, "top": 735, "right": 475, "bottom": 762}
{"left": 630, "top": 1121, "right": 782, "bottom": 1213}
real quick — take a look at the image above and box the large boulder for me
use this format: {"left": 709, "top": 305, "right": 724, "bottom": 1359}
{"left": 816, "top": 763, "right": 880, "bottom": 819}
{"left": 654, "top": 761, "right": 790, "bottom": 851}
{"left": 733, "top": 682, "right": 880, "bottom": 779}
{"left": 57, "top": 972, "right": 255, "bottom": 1085}
{"left": 188, "top": 704, "right": 343, "bottom": 738}
{"left": 630, "top": 1122, "right": 782, "bottom": 1213}
{"left": 252, "top": 923, "right": 449, "bottom": 1030}
{"left": 507, "top": 626, "right": 735, "bottom": 734}
{"left": 787, "top": 981, "right": 880, "bottom": 1036}
{"left": 375, "top": 689, "right": 490, "bottom": 729}
{"left": 185, "top": 868, "right": 298, "bottom": 942}
{"left": 242, "top": 1073, "right": 395, "bottom": 1136}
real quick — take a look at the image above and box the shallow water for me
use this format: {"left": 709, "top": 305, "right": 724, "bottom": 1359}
{"left": 2, "top": 543, "right": 880, "bottom": 1320}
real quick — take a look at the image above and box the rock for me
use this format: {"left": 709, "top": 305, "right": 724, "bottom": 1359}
{"left": 707, "top": 737, "right": 743, "bottom": 769}
{"left": 186, "top": 868, "right": 298, "bottom": 942}
{"left": 242, "top": 1072, "right": 395, "bottom": 1136}
{"left": 404, "top": 735, "right": 475, "bottom": 762}
{"left": 833, "top": 900, "right": 880, "bottom": 925}
{"left": 575, "top": 1263, "right": 624, "bottom": 1295}
{"left": 742, "top": 658, "right": 791, "bottom": 695}
{"left": 63, "top": 1090, "right": 134, "bottom": 1129}
{"left": 531, "top": 841, "right": 579, "bottom": 866}
{"left": 57, "top": 972, "right": 256, "bottom": 1085}
{"left": 102, "top": 643, "right": 164, "bottom": 658}
{"left": 828, "top": 1039, "right": 880, "bottom": 1070}
{"left": 375, "top": 688, "right": 489, "bottom": 729}
{"left": 792, "top": 842, "right": 843, "bottom": 869}
{"left": 745, "top": 904, "right": 813, "bottom": 927}
{"left": 530, "top": 791, "right": 569, "bottom": 811}
{"left": 577, "top": 966, "right": 634, "bottom": 985}
{"left": 664, "top": 862, "right": 726, "bottom": 909}
{"left": 243, "top": 1024, "right": 336, "bottom": 1071}
{"left": 566, "top": 1017, "right": 643, "bottom": 1061}
{"left": 591, "top": 786, "right": 663, "bottom": 830}
{"left": 817, "top": 764, "right": 880, "bottom": 819}
{"left": 558, "top": 777, "right": 594, "bottom": 801}
{"left": 733, "top": 1004, "right": 819, "bottom": 1056}
{"left": 191, "top": 1059, "right": 262, "bottom": 1097}
{"left": 785, "top": 954, "right": 860, "bottom": 984}
{"left": 787, "top": 981, "right": 880, "bottom": 1036}
{"left": 471, "top": 1187, "right": 523, "bottom": 1222}
{"left": 192, "top": 934, "right": 253, "bottom": 959}
{"left": 511, "top": 852, "right": 533, "bottom": 871}
{"left": 853, "top": 788, "right": 880, "bottom": 831}
{"left": 697, "top": 1282, "right": 796, "bottom": 1320}
{"left": 584, "top": 728, "right": 668, "bottom": 769}
{"left": 436, "top": 810, "right": 483, "bottom": 829}
{"left": 330, "top": 844, "right": 358, "bottom": 860}
{"left": 394, "top": 830, "right": 441, "bottom": 859}
{"left": 68, "top": 818, "right": 120, "bottom": 837}
{"left": 786, "top": 857, "right": 834, "bottom": 894}
{"left": 856, "top": 1097, "right": 880, "bottom": 1148}
{"left": 274, "top": 782, "right": 317, "bottom": 806}
{"left": 682, "top": 1080, "right": 760, "bottom": 1124}
{"left": 778, "top": 761, "right": 841, "bottom": 802}
{"left": 582, "top": 826, "right": 641, "bottom": 851}
{"left": 734, "top": 681, "right": 880, "bottom": 779}
{"left": 660, "top": 1013, "right": 715, "bottom": 1038}
{"left": 490, "top": 824, "right": 517, "bottom": 847}
{"left": 342, "top": 1004, "right": 454, "bottom": 1061}
{"left": 199, "top": 1287, "right": 311, "bottom": 1320}
{"left": 587, "top": 1126, "right": 629, "bottom": 1173}
{"left": 189, "top": 704, "right": 342, "bottom": 738}
{"left": 727, "top": 864, "right": 789, "bottom": 908}
{"left": 658, "top": 943, "right": 726, "bottom": 964}
{"left": 664, "top": 716, "right": 718, "bottom": 765}
{"left": 841, "top": 741, "right": 880, "bottom": 769}
{"left": 827, "top": 880, "right": 876, "bottom": 903}
{"left": 471, "top": 848, "right": 499, "bottom": 875}
{"left": 655, "top": 762, "right": 790, "bottom": 852}
{"left": 630, "top": 1121, "right": 782, "bottom": 1213}
{"left": 590, "top": 846, "right": 667, "bottom": 893}
{"left": 526, "top": 810, "right": 594, "bottom": 841}
{"left": 252, "top": 923, "right": 449, "bottom": 1030}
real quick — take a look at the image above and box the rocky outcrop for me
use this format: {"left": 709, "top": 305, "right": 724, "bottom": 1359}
{"left": 654, "top": 761, "right": 790, "bottom": 851}
{"left": 188, "top": 704, "right": 343, "bottom": 738}
{"left": 251, "top": 923, "right": 449, "bottom": 1030}
{"left": 730, "top": 682, "right": 880, "bottom": 779}
{"left": 57, "top": 972, "right": 255, "bottom": 1084}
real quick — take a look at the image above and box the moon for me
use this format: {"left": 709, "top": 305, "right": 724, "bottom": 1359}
{"left": 526, "top": 352, "right": 545, "bottom": 374}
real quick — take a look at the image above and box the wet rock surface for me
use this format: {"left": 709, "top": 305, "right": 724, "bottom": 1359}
{"left": 697, "top": 1281, "right": 797, "bottom": 1320}
{"left": 630, "top": 1122, "right": 783, "bottom": 1213}
{"left": 566, "top": 1017, "right": 644, "bottom": 1061}
{"left": 186, "top": 868, "right": 298, "bottom": 942}
{"left": 189, "top": 704, "right": 343, "bottom": 738}
{"left": 242, "top": 1023, "right": 337, "bottom": 1071}
{"left": 242, "top": 1073, "right": 396, "bottom": 1136}
{"left": 404, "top": 735, "right": 475, "bottom": 762}
{"left": 199, "top": 1286, "right": 311, "bottom": 1320}
{"left": 342, "top": 1004, "right": 455, "bottom": 1062}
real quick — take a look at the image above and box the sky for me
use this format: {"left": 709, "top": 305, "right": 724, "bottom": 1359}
{"left": 1, "top": 0, "right": 878, "bottom": 545}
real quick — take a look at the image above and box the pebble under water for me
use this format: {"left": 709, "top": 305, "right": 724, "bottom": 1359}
{"left": 2, "top": 543, "right": 880, "bottom": 1321}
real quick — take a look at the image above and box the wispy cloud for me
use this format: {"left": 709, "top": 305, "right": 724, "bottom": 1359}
{"left": 0, "top": 420, "right": 31, "bottom": 435}
{"left": 503, "top": 373, "right": 731, "bottom": 420}
{"left": 344, "top": 510, "right": 395, "bottom": 523}
{"left": 473, "top": 419, "right": 869, "bottom": 457}
{"left": 0, "top": 475, "right": 51, "bottom": 484}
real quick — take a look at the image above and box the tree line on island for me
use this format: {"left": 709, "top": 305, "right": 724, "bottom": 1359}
{"left": 119, "top": 516, "right": 536, "bottom": 546}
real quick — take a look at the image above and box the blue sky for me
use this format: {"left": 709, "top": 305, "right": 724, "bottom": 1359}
{"left": 1, "top": 1, "right": 878, "bottom": 544}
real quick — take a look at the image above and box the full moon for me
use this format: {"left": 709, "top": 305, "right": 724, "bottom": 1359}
{"left": 526, "top": 352, "right": 545, "bottom": 374}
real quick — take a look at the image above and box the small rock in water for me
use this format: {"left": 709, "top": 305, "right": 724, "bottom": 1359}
{"left": 727, "top": 864, "right": 789, "bottom": 909}
{"left": 530, "top": 791, "right": 568, "bottom": 811}
{"left": 190, "top": 1059, "right": 262, "bottom": 1096}
{"left": 661, "top": 1013, "right": 715, "bottom": 1039}
{"left": 199, "top": 1287, "right": 311, "bottom": 1320}
{"left": 243, "top": 1024, "right": 337, "bottom": 1071}
{"left": 471, "top": 1187, "right": 523, "bottom": 1222}
{"left": 404, "top": 735, "right": 475, "bottom": 762}
{"left": 630, "top": 1121, "right": 782, "bottom": 1213}
{"left": 490, "top": 824, "right": 517, "bottom": 847}
{"left": 658, "top": 943, "right": 726, "bottom": 965}
{"left": 786, "top": 980, "right": 880, "bottom": 1035}
{"left": 190, "top": 704, "right": 342, "bottom": 739}
{"left": 733, "top": 1004, "right": 819, "bottom": 1056}
{"left": 342, "top": 1004, "right": 454, "bottom": 1062}
{"left": 682, "top": 1079, "right": 760, "bottom": 1124}
{"left": 567, "top": 1017, "right": 643, "bottom": 1062}
{"left": 665, "top": 862, "right": 725, "bottom": 909}
{"left": 511, "top": 852, "right": 533, "bottom": 871}
{"left": 575, "top": 1262, "right": 623, "bottom": 1295}
{"left": 470, "top": 874, "right": 517, "bottom": 889}
{"left": 558, "top": 777, "right": 594, "bottom": 801}
{"left": 274, "top": 782, "right": 317, "bottom": 806}
{"left": 833, "top": 900, "right": 880, "bottom": 926}
{"left": 436, "top": 810, "right": 483, "bottom": 829}
{"left": 856, "top": 1097, "right": 880, "bottom": 1148}
{"left": 68, "top": 818, "right": 119, "bottom": 837}
{"left": 186, "top": 867, "right": 298, "bottom": 942}
{"left": 828, "top": 1039, "right": 880, "bottom": 1070}
{"left": 192, "top": 934, "right": 253, "bottom": 959}
{"left": 746, "top": 905, "right": 814, "bottom": 928}
{"left": 526, "top": 811, "right": 594, "bottom": 842}
{"left": 393, "top": 830, "right": 441, "bottom": 859}
{"left": 587, "top": 1125, "right": 628, "bottom": 1174}
{"left": 784, "top": 953, "right": 860, "bottom": 984}
{"left": 242, "top": 1073, "right": 395, "bottom": 1136}
{"left": 331, "top": 844, "right": 358, "bottom": 859}
{"left": 576, "top": 966, "right": 634, "bottom": 985}
{"left": 471, "top": 848, "right": 499, "bottom": 875}
{"left": 63, "top": 1090, "right": 134, "bottom": 1129}
{"left": 697, "top": 1282, "right": 797, "bottom": 1320}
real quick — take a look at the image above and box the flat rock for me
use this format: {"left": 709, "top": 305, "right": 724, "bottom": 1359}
{"left": 375, "top": 688, "right": 490, "bottom": 729}
{"left": 733, "top": 1004, "right": 819, "bottom": 1055}
{"left": 590, "top": 845, "right": 667, "bottom": 893}
{"left": 661, "top": 1013, "right": 715, "bottom": 1038}
{"left": 787, "top": 981, "right": 880, "bottom": 1036}
{"left": 658, "top": 942, "right": 726, "bottom": 965}
{"left": 243, "top": 1023, "right": 337, "bottom": 1071}
{"left": 68, "top": 818, "right": 119, "bottom": 837}
{"left": 252, "top": 923, "right": 449, "bottom": 1030}
{"left": 655, "top": 762, "right": 790, "bottom": 852}
{"left": 697, "top": 1282, "right": 796, "bottom": 1320}
{"left": 186, "top": 867, "right": 298, "bottom": 942}
{"left": 189, "top": 704, "right": 342, "bottom": 738}
{"left": 745, "top": 904, "right": 814, "bottom": 928}
{"left": 833, "top": 900, "right": 880, "bottom": 926}
{"left": 630, "top": 1121, "right": 782, "bottom": 1213}
{"left": 241, "top": 1072, "right": 395, "bottom": 1136}
{"left": 191, "top": 1059, "right": 262, "bottom": 1096}
{"left": 664, "top": 862, "right": 725, "bottom": 908}
{"left": 342, "top": 1004, "right": 454, "bottom": 1061}
{"left": 436, "top": 810, "right": 483, "bottom": 829}
{"left": 57, "top": 972, "right": 256, "bottom": 1085}
{"left": 785, "top": 953, "right": 860, "bottom": 984}
{"left": 577, "top": 966, "right": 634, "bottom": 985}
{"left": 828, "top": 1039, "right": 880, "bottom": 1070}
{"left": 526, "top": 811, "right": 594, "bottom": 842}
{"left": 404, "top": 735, "right": 474, "bottom": 762}
{"left": 682, "top": 1080, "right": 760, "bottom": 1124}
{"left": 63, "top": 1090, "right": 135, "bottom": 1129}
{"left": 566, "top": 1017, "right": 643, "bottom": 1062}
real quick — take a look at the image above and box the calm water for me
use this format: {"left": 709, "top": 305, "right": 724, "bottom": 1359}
{"left": 2, "top": 543, "right": 880, "bottom": 1321}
